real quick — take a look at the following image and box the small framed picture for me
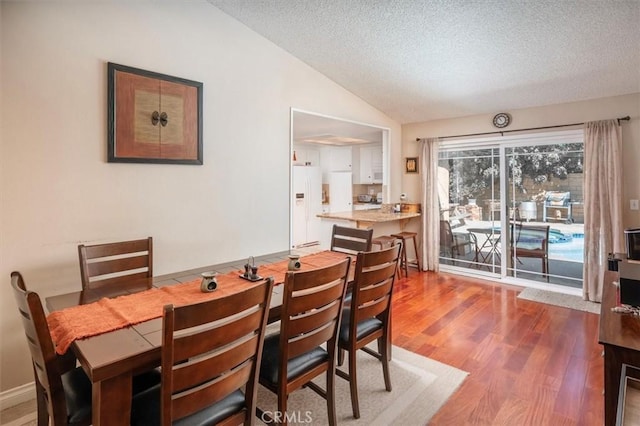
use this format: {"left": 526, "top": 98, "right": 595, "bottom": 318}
{"left": 405, "top": 157, "right": 418, "bottom": 174}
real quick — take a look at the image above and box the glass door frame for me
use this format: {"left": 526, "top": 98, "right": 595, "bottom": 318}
{"left": 439, "top": 129, "right": 584, "bottom": 292}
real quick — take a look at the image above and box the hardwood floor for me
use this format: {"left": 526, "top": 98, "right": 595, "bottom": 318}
{"left": 1, "top": 262, "right": 602, "bottom": 425}
{"left": 391, "top": 270, "right": 603, "bottom": 425}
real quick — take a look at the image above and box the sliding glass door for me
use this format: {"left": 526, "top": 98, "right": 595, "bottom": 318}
{"left": 505, "top": 140, "right": 584, "bottom": 288}
{"left": 438, "top": 146, "right": 502, "bottom": 275}
{"left": 438, "top": 130, "right": 584, "bottom": 289}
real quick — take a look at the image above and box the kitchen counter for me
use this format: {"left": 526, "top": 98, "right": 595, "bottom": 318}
{"left": 317, "top": 209, "right": 420, "bottom": 230}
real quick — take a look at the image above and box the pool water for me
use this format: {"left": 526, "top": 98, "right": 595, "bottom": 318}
{"left": 549, "top": 228, "right": 573, "bottom": 243}
{"left": 548, "top": 236, "right": 584, "bottom": 262}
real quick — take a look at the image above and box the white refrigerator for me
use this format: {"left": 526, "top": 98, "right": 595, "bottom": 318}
{"left": 329, "top": 172, "right": 353, "bottom": 212}
{"left": 292, "top": 166, "right": 323, "bottom": 247}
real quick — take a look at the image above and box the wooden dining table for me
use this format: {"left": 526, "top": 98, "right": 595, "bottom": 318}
{"left": 45, "top": 250, "right": 353, "bottom": 426}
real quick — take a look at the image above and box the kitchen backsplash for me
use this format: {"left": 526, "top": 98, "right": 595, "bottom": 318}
{"left": 353, "top": 184, "right": 382, "bottom": 201}
{"left": 322, "top": 184, "right": 329, "bottom": 203}
{"left": 322, "top": 183, "right": 383, "bottom": 205}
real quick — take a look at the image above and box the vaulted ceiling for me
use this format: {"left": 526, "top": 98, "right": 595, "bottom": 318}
{"left": 208, "top": 0, "right": 640, "bottom": 124}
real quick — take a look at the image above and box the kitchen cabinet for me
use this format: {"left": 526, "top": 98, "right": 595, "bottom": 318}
{"left": 358, "top": 145, "right": 383, "bottom": 184}
{"left": 328, "top": 147, "right": 352, "bottom": 172}
{"left": 292, "top": 147, "right": 320, "bottom": 166}
{"left": 329, "top": 172, "right": 352, "bottom": 212}
{"left": 352, "top": 144, "right": 383, "bottom": 184}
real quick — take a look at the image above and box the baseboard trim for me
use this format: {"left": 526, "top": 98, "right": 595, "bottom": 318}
{"left": 0, "top": 382, "right": 35, "bottom": 411}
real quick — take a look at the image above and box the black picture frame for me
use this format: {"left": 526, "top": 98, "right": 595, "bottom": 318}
{"left": 107, "top": 62, "right": 203, "bottom": 165}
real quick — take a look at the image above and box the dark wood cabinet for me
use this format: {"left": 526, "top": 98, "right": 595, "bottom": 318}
{"left": 598, "top": 271, "right": 640, "bottom": 425}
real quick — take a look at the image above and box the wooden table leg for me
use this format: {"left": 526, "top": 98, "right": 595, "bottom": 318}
{"left": 603, "top": 346, "right": 622, "bottom": 426}
{"left": 92, "top": 373, "right": 133, "bottom": 425}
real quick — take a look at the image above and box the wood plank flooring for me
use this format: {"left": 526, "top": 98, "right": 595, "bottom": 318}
{"left": 1, "top": 264, "right": 603, "bottom": 425}
{"left": 391, "top": 270, "right": 603, "bottom": 425}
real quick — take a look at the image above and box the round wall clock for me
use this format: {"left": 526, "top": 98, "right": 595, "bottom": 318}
{"left": 492, "top": 113, "right": 511, "bottom": 128}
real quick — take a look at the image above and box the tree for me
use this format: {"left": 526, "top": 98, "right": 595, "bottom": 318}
{"left": 509, "top": 144, "right": 583, "bottom": 200}
{"left": 443, "top": 144, "right": 583, "bottom": 204}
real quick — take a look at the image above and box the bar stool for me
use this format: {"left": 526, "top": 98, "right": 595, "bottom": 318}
{"left": 390, "top": 232, "right": 421, "bottom": 277}
{"left": 372, "top": 235, "right": 401, "bottom": 279}
{"left": 372, "top": 235, "right": 397, "bottom": 250}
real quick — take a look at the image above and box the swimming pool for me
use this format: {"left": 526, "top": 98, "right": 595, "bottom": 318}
{"left": 549, "top": 228, "right": 574, "bottom": 244}
{"left": 548, "top": 236, "right": 584, "bottom": 262}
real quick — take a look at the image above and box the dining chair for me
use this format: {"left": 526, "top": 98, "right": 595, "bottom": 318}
{"left": 511, "top": 223, "right": 550, "bottom": 281}
{"left": 78, "top": 237, "right": 152, "bottom": 290}
{"left": 130, "top": 277, "right": 274, "bottom": 426}
{"left": 335, "top": 244, "right": 402, "bottom": 418}
{"left": 330, "top": 224, "right": 373, "bottom": 255}
{"left": 258, "top": 258, "right": 351, "bottom": 426}
{"left": 10, "top": 271, "right": 161, "bottom": 426}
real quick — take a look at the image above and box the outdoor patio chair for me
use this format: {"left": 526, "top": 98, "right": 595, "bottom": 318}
{"left": 511, "top": 223, "right": 550, "bottom": 282}
{"left": 440, "top": 220, "right": 477, "bottom": 264}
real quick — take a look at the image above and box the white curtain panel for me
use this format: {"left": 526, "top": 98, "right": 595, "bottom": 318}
{"left": 583, "top": 120, "right": 624, "bottom": 302}
{"left": 420, "top": 138, "right": 440, "bottom": 271}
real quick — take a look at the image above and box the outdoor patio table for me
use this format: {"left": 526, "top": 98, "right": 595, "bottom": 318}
{"left": 467, "top": 227, "right": 501, "bottom": 264}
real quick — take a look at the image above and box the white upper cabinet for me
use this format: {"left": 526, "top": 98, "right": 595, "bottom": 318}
{"left": 327, "top": 146, "right": 352, "bottom": 172}
{"left": 292, "top": 146, "right": 320, "bottom": 166}
{"left": 356, "top": 144, "right": 383, "bottom": 184}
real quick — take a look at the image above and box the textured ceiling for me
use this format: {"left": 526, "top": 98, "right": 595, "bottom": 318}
{"left": 207, "top": 0, "right": 640, "bottom": 124}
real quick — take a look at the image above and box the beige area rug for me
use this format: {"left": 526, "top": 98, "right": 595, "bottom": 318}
{"left": 518, "top": 287, "right": 601, "bottom": 314}
{"left": 1, "top": 347, "right": 467, "bottom": 426}
{"left": 256, "top": 345, "right": 468, "bottom": 426}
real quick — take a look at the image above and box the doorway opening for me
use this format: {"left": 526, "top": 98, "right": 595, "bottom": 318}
{"left": 290, "top": 109, "right": 391, "bottom": 249}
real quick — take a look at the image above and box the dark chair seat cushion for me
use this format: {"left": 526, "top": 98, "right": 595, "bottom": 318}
{"left": 61, "top": 367, "right": 92, "bottom": 424}
{"left": 63, "top": 366, "right": 161, "bottom": 425}
{"left": 130, "top": 384, "right": 246, "bottom": 426}
{"left": 132, "top": 369, "right": 162, "bottom": 395}
{"left": 338, "top": 308, "right": 383, "bottom": 344}
{"left": 259, "top": 333, "right": 328, "bottom": 386}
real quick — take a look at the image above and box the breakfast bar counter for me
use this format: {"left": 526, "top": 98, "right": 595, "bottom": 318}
{"left": 317, "top": 210, "right": 421, "bottom": 229}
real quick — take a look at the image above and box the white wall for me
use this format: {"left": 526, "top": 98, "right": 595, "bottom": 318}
{"left": 0, "top": 1, "right": 401, "bottom": 391}
{"left": 402, "top": 93, "right": 640, "bottom": 226}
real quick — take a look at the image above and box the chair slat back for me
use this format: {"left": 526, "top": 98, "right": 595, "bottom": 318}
{"left": 280, "top": 258, "right": 350, "bottom": 362}
{"left": 330, "top": 225, "right": 373, "bottom": 255}
{"left": 78, "top": 237, "right": 152, "bottom": 290}
{"left": 161, "top": 278, "right": 273, "bottom": 425}
{"left": 351, "top": 245, "right": 402, "bottom": 333}
{"left": 11, "top": 272, "right": 68, "bottom": 425}
{"left": 513, "top": 223, "right": 550, "bottom": 251}
{"left": 440, "top": 220, "right": 454, "bottom": 250}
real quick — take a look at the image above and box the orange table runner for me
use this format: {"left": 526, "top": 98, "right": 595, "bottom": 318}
{"left": 47, "top": 250, "right": 349, "bottom": 354}
{"left": 252, "top": 250, "right": 350, "bottom": 280}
